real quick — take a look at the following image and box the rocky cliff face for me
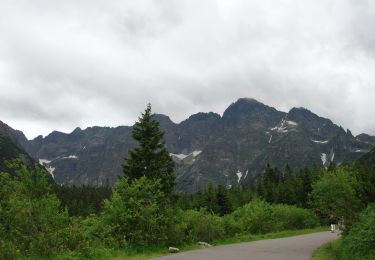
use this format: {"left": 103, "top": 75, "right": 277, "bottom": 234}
{"left": 9, "top": 98, "right": 375, "bottom": 192}
{"left": 358, "top": 147, "right": 375, "bottom": 165}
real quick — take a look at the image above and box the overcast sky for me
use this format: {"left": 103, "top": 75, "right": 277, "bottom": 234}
{"left": 0, "top": 0, "right": 375, "bottom": 139}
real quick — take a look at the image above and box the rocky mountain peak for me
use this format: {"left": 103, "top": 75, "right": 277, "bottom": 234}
{"left": 224, "top": 98, "right": 266, "bottom": 113}
{"left": 287, "top": 107, "right": 320, "bottom": 121}
{"left": 356, "top": 134, "right": 375, "bottom": 146}
{"left": 185, "top": 112, "right": 221, "bottom": 122}
{"left": 222, "top": 98, "right": 284, "bottom": 130}
{"left": 152, "top": 114, "right": 175, "bottom": 125}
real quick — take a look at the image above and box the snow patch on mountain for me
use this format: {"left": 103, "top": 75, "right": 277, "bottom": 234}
{"left": 170, "top": 150, "right": 202, "bottom": 163}
{"left": 62, "top": 155, "right": 78, "bottom": 159}
{"left": 312, "top": 140, "right": 328, "bottom": 144}
{"left": 39, "top": 159, "right": 51, "bottom": 165}
{"left": 321, "top": 153, "right": 327, "bottom": 165}
{"left": 236, "top": 170, "right": 242, "bottom": 183}
{"left": 170, "top": 153, "right": 188, "bottom": 160}
{"left": 286, "top": 120, "right": 298, "bottom": 126}
{"left": 192, "top": 150, "right": 202, "bottom": 157}
{"left": 268, "top": 135, "right": 273, "bottom": 143}
{"left": 244, "top": 170, "right": 249, "bottom": 180}
{"left": 270, "top": 119, "right": 288, "bottom": 133}
{"left": 354, "top": 149, "right": 369, "bottom": 153}
{"left": 270, "top": 119, "right": 298, "bottom": 134}
{"left": 46, "top": 166, "right": 55, "bottom": 179}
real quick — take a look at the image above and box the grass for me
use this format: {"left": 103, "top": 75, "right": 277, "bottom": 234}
{"left": 313, "top": 236, "right": 375, "bottom": 260}
{"left": 312, "top": 239, "right": 342, "bottom": 260}
{"left": 50, "top": 227, "right": 328, "bottom": 260}
{"left": 112, "top": 227, "right": 328, "bottom": 260}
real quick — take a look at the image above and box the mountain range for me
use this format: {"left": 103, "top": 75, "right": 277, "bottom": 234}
{"left": 2, "top": 98, "right": 375, "bottom": 193}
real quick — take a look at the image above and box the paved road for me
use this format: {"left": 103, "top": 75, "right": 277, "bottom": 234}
{"left": 154, "top": 231, "right": 340, "bottom": 260}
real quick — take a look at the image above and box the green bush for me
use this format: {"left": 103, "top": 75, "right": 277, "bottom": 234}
{"left": 96, "top": 176, "right": 173, "bottom": 248}
{"left": 342, "top": 204, "right": 375, "bottom": 259}
{"left": 309, "top": 168, "right": 360, "bottom": 225}
{"left": 228, "top": 199, "right": 319, "bottom": 235}
{"left": 0, "top": 163, "right": 86, "bottom": 259}
{"left": 222, "top": 214, "right": 242, "bottom": 237}
{"left": 272, "top": 204, "right": 319, "bottom": 230}
{"left": 230, "top": 198, "right": 274, "bottom": 234}
{"left": 175, "top": 209, "right": 225, "bottom": 243}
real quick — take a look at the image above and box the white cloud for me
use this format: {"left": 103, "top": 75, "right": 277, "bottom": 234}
{"left": 0, "top": 0, "right": 374, "bottom": 139}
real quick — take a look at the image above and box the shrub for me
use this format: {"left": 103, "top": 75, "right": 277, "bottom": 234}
{"left": 0, "top": 163, "right": 85, "bottom": 258}
{"left": 228, "top": 199, "right": 319, "bottom": 235}
{"left": 309, "top": 168, "right": 360, "bottom": 225}
{"left": 342, "top": 204, "right": 375, "bottom": 259}
{"left": 272, "top": 204, "right": 319, "bottom": 230}
{"left": 222, "top": 214, "right": 242, "bottom": 237}
{"left": 177, "top": 209, "right": 225, "bottom": 243}
{"left": 230, "top": 198, "right": 275, "bottom": 234}
{"left": 97, "top": 177, "right": 173, "bottom": 248}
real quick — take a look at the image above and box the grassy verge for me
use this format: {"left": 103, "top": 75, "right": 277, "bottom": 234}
{"left": 112, "top": 227, "right": 328, "bottom": 260}
{"left": 50, "top": 227, "right": 328, "bottom": 260}
{"left": 312, "top": 239, "right": 342, "bottom": 260}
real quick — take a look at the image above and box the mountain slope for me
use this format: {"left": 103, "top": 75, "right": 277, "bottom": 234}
{"left": 12, "top": 98, "right": 375, "bottom": 192}
{"left": 358, "top": 148, "right": 375, "bottom": 165}
{"left": 0, "top": 121, "right": 40, "bottom": 174}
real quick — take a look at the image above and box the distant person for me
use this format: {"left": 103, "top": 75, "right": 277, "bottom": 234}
{"left": 330, "top": 215, "right": 337, "bottom": 233}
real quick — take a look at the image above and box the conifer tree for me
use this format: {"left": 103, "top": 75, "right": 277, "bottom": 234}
{"left": 263, "top": 164, "right": 278, "bottom": 203}
{"left": 123, "top": 104, "right": 175, "bottom": 195}
{"left": 216, "top": 184, "right": 232, "bottom": 216}
{"left": 204, "top": 183, "right": 218, "bottom": 213}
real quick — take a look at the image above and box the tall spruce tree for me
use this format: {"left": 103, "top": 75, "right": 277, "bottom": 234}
{"left": 216, "top": 184, "right": 232, "bottom": 216}
{"left": 123, "top": 104, "right": 175, "bottom": 195}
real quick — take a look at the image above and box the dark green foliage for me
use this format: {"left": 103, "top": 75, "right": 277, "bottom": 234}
{"left": 176, "top": 184, "right": 252, "bottom": 215}
{"left": 203, "top": 183, "right": 218, "bottom": 213}
{"left": 54, "top": 185, "right": 112, "bottom": 217}
{"left": 123, "top": 104, "right": 175, "bottom": 195}
{"left": 309, "top": 155, "right": 375, "bottom": 259}
{"left": 230, "top": 198, "right": 275, "bottom": 234}
{"left": 272, "top": 204, "right": 319, "bottom": 230}
{"left": 256, "top": 164, "right": 310, "bottom": 207}
{"left": 97, "top": 177, "right": 173, "bottom": 247}
{"left": 0, "top": 135, "right": 39, "bottom": 177}
{"left": 297, "top": 167, "right": 313, "bottom": 208}
{"left": 168, "top": 199, "right": 318, "bottom": 245}
{"left": 309, "top": 167, "right": 361, "bottom": 225}
{"left": 216, "top": 184, "right": 232, "bottom": 216}
{"left": 342, "top": 204, "right": 375, "bottom": 259}
{"left": 228, "top": 198, "right": 319, "bottom": 234}
{"left": 172, "top": 209, "right": 225, "bottom": 244}
{"left": 354, "top": 161, "right": 375, "bottom": 207}
{"left": 227, "top": 185, "right": 254, "bottom": 210}
{"left": 0, "top": 135, "right": 21, "bottom": 165}
{"left": 257, "top": 164, "right": 279, "bottom": 202}
{"left": 0, "top": 161, "right": 86, "bottom": 259}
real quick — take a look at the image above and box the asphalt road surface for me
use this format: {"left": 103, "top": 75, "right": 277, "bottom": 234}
{"left": 154, "top": 231, "right": 340, "bottom": 260}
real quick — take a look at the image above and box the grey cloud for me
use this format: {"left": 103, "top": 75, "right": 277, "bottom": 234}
{"left": 0, "top": 0, "right": 374, "bottom": 139}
